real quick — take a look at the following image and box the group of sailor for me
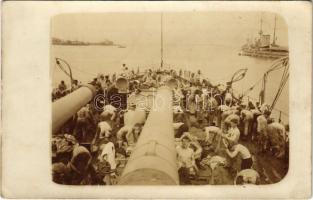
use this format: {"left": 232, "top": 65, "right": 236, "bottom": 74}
{"left": 171, "top": 69, "right": 288, "bottom": 184}
{"left": 52, "top": 67, "right": 288, "bottom": 185}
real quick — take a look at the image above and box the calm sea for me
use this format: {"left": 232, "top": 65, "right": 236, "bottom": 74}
{"left": 51, "top": 44, "right": 289, "bottom": 123}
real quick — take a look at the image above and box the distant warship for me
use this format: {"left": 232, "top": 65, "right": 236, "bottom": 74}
{"left": 239, "top": 15, "right": 289, "bottom": 59}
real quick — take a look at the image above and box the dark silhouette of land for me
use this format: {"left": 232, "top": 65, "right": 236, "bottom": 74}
{"left": 52, "top": 37, "right": 125, "bottom": 48}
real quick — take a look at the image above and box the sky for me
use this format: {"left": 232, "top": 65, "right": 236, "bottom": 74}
{"left": 51, "top": 12, "right": 289, "bottom": 48}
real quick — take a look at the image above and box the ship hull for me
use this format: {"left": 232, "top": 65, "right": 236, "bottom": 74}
{"left": 239, "top": 48, "right": 288, "bottom": 59}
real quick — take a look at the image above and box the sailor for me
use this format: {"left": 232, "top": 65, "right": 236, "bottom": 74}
{"left": 260, "top": 103, "right": 270, "bottom": 114}
{"left": 194, "top": 89, "right": 205, "bottom": 124}
{"left": 173, "top": 87, "right": 184, "bottom": 107}
{"left": 125, "top": 123, "right": 142, "bottom": 147}
{"left": 111, "top": 73, "right": 117, "bottom": 83}
{"left": 217, "top": 104, "right": 230, "bottom": 128}
{"left": 190, "top": 73, "right": 195, "bottom": 83}
{"left": 52, "top": 162, "right": 70, "bottom": 184}
{"left": 58, "top": 80, "right": 67, "bottom": 91}
{"left": 207, "top": 96, "right": 219, "bottom": 126}
{"left": 223, "top": 141, "right": 253, "bottom": 170}
{"left": 195, "top": 70, "right": 201, "bottom": 80}
{"left": 221, "top": 108, "right": 235, "bottom": 132}
{"left": 178, "top": 132, "right": 203, "bottom": 160}
{"left": 176, "top": 137, "right": 197, "bottom": 184}
{"left": 52, "top": 145, "right": 95, "bottom": 185}
{"left": 186, "top": 93, "right": 198, "bottom": 125}
{"left": 52, "top": 87, "right": 60, "bottom": 101}
{"left": 91, "top": 120, "right": 112, "bottom": 152}
{"left": 100, "top": 103, "right": 117, "bottom": 122}
{"left": 71, "top": 79, "right": 80, "bottom": 91}
{"left": 267, "top": 121, "right": 286, "bottom": 158}
{"left": 74, "top": 104, "right": 91, "bottom": 143}
{"left": 200, "top": 88, "right": 208, "bottom": 108}
{"left": 204, "top": 126, "right": 222, "bottom": 145}
{"left": 224, "top": 114, "right": 240, "bottom": 131}
{"left": 240, "top": 109, "right": 254, "bottom": 141}
{"left": 208, "top": 116, "right": 240, "bottom": 154}
{"left": 116, "top": 125, "right": 132, "bottom": 149}
{"left": 174, "top": 123, "right": 189, "bottom": 138}
{"left": 97, "top": 74, "right": 107, "bottom": 90}
{"left": 98, "top": 136, "right": 117, "bottom": 185}
{"left": 256, "top": 110, "right": 271, "bottom": 153}
{"left": 58, "top": 80, "right": 68, "bottom": 97}
{"left": 224, "top": 92, "right": 232, "bottom": 106}
{"left": 250, "top": 106, "right": 262, "bottom": 140}
{"left": 117, "top": 106, "right": 146, "bottom": 143}
{"left": 121, "top": 63, "right": 129, "bottom": 77}
{"left": 105, "top": 77, "right": 112, "bottom": 89}
{"left": 220, "top": 117, "right": 241, "bottom": 145}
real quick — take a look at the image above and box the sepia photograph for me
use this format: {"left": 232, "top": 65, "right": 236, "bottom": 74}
{"left": 51, "top": 12, "right": 289, "bottom": 186}
{"left": 2, "top": 1, "right": 312, "bottom": 198}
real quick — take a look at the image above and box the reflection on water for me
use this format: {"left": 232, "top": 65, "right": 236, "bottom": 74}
{"left": 51, "top": 45, "right": 288, "bottom": 123}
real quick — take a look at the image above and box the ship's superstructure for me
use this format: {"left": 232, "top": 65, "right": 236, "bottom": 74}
{"left": 239, "top": 15, "right": 289, "bottom": 59}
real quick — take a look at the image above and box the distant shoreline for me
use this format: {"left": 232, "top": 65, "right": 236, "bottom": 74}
{"left": 51, "top": 37, "right": 125, "bottom": 48}
{"left": 52, "top": 43, "right": 124, "bottom": 47}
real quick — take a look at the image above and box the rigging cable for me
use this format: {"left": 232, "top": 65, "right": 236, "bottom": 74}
{"left": 242, "top": 77, "right": 263, "bottom": 97}
{"left": 226, "top": 68, "right": 248, "bottom": 88}
{"left": 55, "top": 57, "right": 74, "bottom": 90}
{"left": 242, "top": 56, "right": 289, "bottom": 101}
{"left": 270, "top": 64, "right": 289, "bottom": 111}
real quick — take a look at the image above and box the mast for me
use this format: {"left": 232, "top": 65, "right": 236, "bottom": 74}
{"left": 160, "top": 13, "right": 163, "bottom": 69}
{"left": 260, "top": 73, "right": 267, "bottom": 105}
{"left": 258, "top": 15, "right": 263, "bottom": 36}
{"left": 272, "top": 15, "right": 277, "bottom": 46}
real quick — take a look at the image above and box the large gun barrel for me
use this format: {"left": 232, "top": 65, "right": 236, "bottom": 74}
{"left": 52, "top": 85, "right": 96, "bottom": 134}
{"left": 118, "top": 86, "right": 179, "bottom": 185}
